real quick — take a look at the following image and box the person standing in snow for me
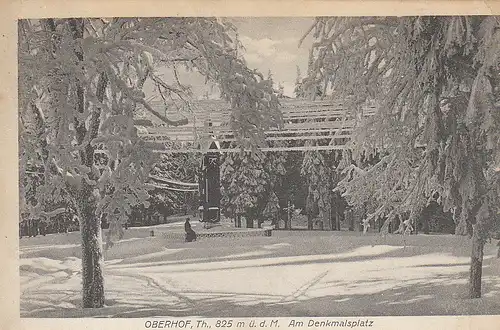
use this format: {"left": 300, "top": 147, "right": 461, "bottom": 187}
{"left": 185, "top": 217, "right": 197, "bottom": 242}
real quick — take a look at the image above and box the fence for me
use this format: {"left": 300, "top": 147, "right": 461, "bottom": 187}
{"left": 162, "top": 228, "right": 272, "bottom": 240}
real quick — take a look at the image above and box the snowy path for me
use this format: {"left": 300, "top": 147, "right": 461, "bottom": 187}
{"left": 19, "top": 231, "right": 500, "bottom": 317}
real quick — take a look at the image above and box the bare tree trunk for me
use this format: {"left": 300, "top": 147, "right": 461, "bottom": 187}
{"left": 307, "top": 214, "right": 313, "bottom": 230}
{"left": 69, "top": 18, "right": 107, "bottom": 308}
{"left": 325, "top": 208, "right": 333, "bottom": 231}
{"left": 347, "top": 210, "right": 354, "bottom": 231}
{"left": 455, "top": 217, "right": 470, "bottom": 236}
{"left": 422, "top": 216, "right": 430, "bottom": 234}
{"left": 76, "top": 189, "right": 105, "bottom": 308}
{"left": 469, "top": 224, "right": 485, "bottom": 299}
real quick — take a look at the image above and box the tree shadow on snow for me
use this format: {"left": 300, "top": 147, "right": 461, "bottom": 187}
{"left": 21, "top": 262, "right": 500, "bottom": 318}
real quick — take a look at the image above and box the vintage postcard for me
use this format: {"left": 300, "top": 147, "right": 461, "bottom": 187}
{"left": 2, "top": 1, "right": 500, "bottom": 330}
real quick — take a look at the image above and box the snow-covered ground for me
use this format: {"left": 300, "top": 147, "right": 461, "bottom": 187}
{"left": 19, "top": 228, "right": 500, "bottom": 318}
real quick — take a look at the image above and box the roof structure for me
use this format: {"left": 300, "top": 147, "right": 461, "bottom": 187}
{"left": 134, "top": 99, "right": 376, "bottom": 153}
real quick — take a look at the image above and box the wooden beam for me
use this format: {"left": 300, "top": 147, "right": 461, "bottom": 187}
{"left": 141, "top": 127, "right": 354, "bottom": 139}
{"left": 149, "top": 175, "right": 198, "bottom": 187}
{"left": 145, "top": 183, "right": 198, "bottom": 192}
{"left": 135, "top": 99, "right": 377, "bottom": 153}
{"left": 143, "top": 120, "right": 356, "bottom": 135}
{"left": 151, "top": 144, "right": 348, "bottom": 154}
{"left": 144, "top": 134, "right": 352, "bottom": 143}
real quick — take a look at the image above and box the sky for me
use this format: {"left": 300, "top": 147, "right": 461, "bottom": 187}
{"left": 144, "top": 18, "right": 315, "bottom": 100}
{"left": 232, "top": 17, "right": 314, "bottom": 97}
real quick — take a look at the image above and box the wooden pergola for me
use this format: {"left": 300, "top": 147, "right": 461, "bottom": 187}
{"left": 134, "top": 99, "right": 376, "bottom": 153}
{"left": 132, "top": 98, "right": 377, "bottom": 223}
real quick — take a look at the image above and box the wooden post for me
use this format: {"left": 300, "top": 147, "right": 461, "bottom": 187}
{"left": 288, "top": 201, "right": 292, "bottom": 230}
{"left": 329, "top": 207, "right": 333, "bottom": 231}
{"left": 335, "top": 210, "right": 341, "bottom": 231}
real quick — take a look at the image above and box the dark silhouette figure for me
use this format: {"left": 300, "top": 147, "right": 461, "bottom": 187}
{"left": 184, "top": 218, "right": 197, "bottom": 242}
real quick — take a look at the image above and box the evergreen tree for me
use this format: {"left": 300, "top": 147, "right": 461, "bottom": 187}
{"left": 262, "top": 145, "right": 287, "bottom": 227}
{"left": 304, "top": 16, "right": 500, "bottom": 298}
{"left": 294, "top": 66, "right": 305, "bottom": 98}
{"left": 267, "top": 69, "right": 274, "bottom": 83}
{"left": 220, "top": 150, "right": 269, "bottom": 228}
{"left": 220, "top": 141, "right": 286, "bottom": 228}
{"left": 262, "top": 191, "right": 280, "bottom": 225}
{"left": 301, "top": 144, "right": 331, "bottom": 230}
{"left": 278, "top": 150, "right": 308, "bottom": 229}
{"left": 277, "top": 83, "right": 285, "bottom": 99}
{"left": 147, "top": 152, "right": 201, "bottom": 218}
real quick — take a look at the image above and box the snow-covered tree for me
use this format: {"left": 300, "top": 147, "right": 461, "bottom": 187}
{"left": 221, "top": 141, "right": 286, "bottom": 228}
{"left": 262, "top": 191, "right": 280, "bottom": 224}
{"left": 220, "top": 150, "right": 269, "bottom": 228}
{"left": 267, "top": 69, "right": 274, "bottom": 83}
{"left": 303, "top": 16, "right": 500, "bottom": 298}
{"left": 18, "top": 18, "right": 280, "bottom": 308}
{"left": 294, "top": 66, "right": 306, "bottom": 98}
{"left": 262, "top": 146, "right": 287, "bottom": 226}
{"left": 147, "top": 152, "right": 201, "bottom": 217}
{"left": 301, "top": 144, "right": 331, "bottom": 230}
{"left": 277, "top": 83, "right": 285, "bottom": 99}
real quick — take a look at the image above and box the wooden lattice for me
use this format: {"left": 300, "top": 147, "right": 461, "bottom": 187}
{"left": 135, "top": 99, "right": 376, "bottom": 153}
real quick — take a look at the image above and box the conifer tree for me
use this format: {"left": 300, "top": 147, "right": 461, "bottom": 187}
{"left": 147, "top": 152, "right": 201, "bottom": 218}
{"left": 262, "top": 146, "right": 287, "bottom": 226}
{"left": 294, "top": 66, "right": 305, "bottom": 98}
{"left": 220, "top": 140, "right": 286, "bottom": 228}
{"left": 220, "top": 151, "right": 269, "bottom": 228}
{"left": 304, "top": 16, "right": 500, "bottom": 298}
{"left": 301, "top": 144, "right": 331, "bottom": 230}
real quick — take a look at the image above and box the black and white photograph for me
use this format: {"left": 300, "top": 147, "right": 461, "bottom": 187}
{"left": 14, "top": 12, "right": 500, "bottom": 324}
